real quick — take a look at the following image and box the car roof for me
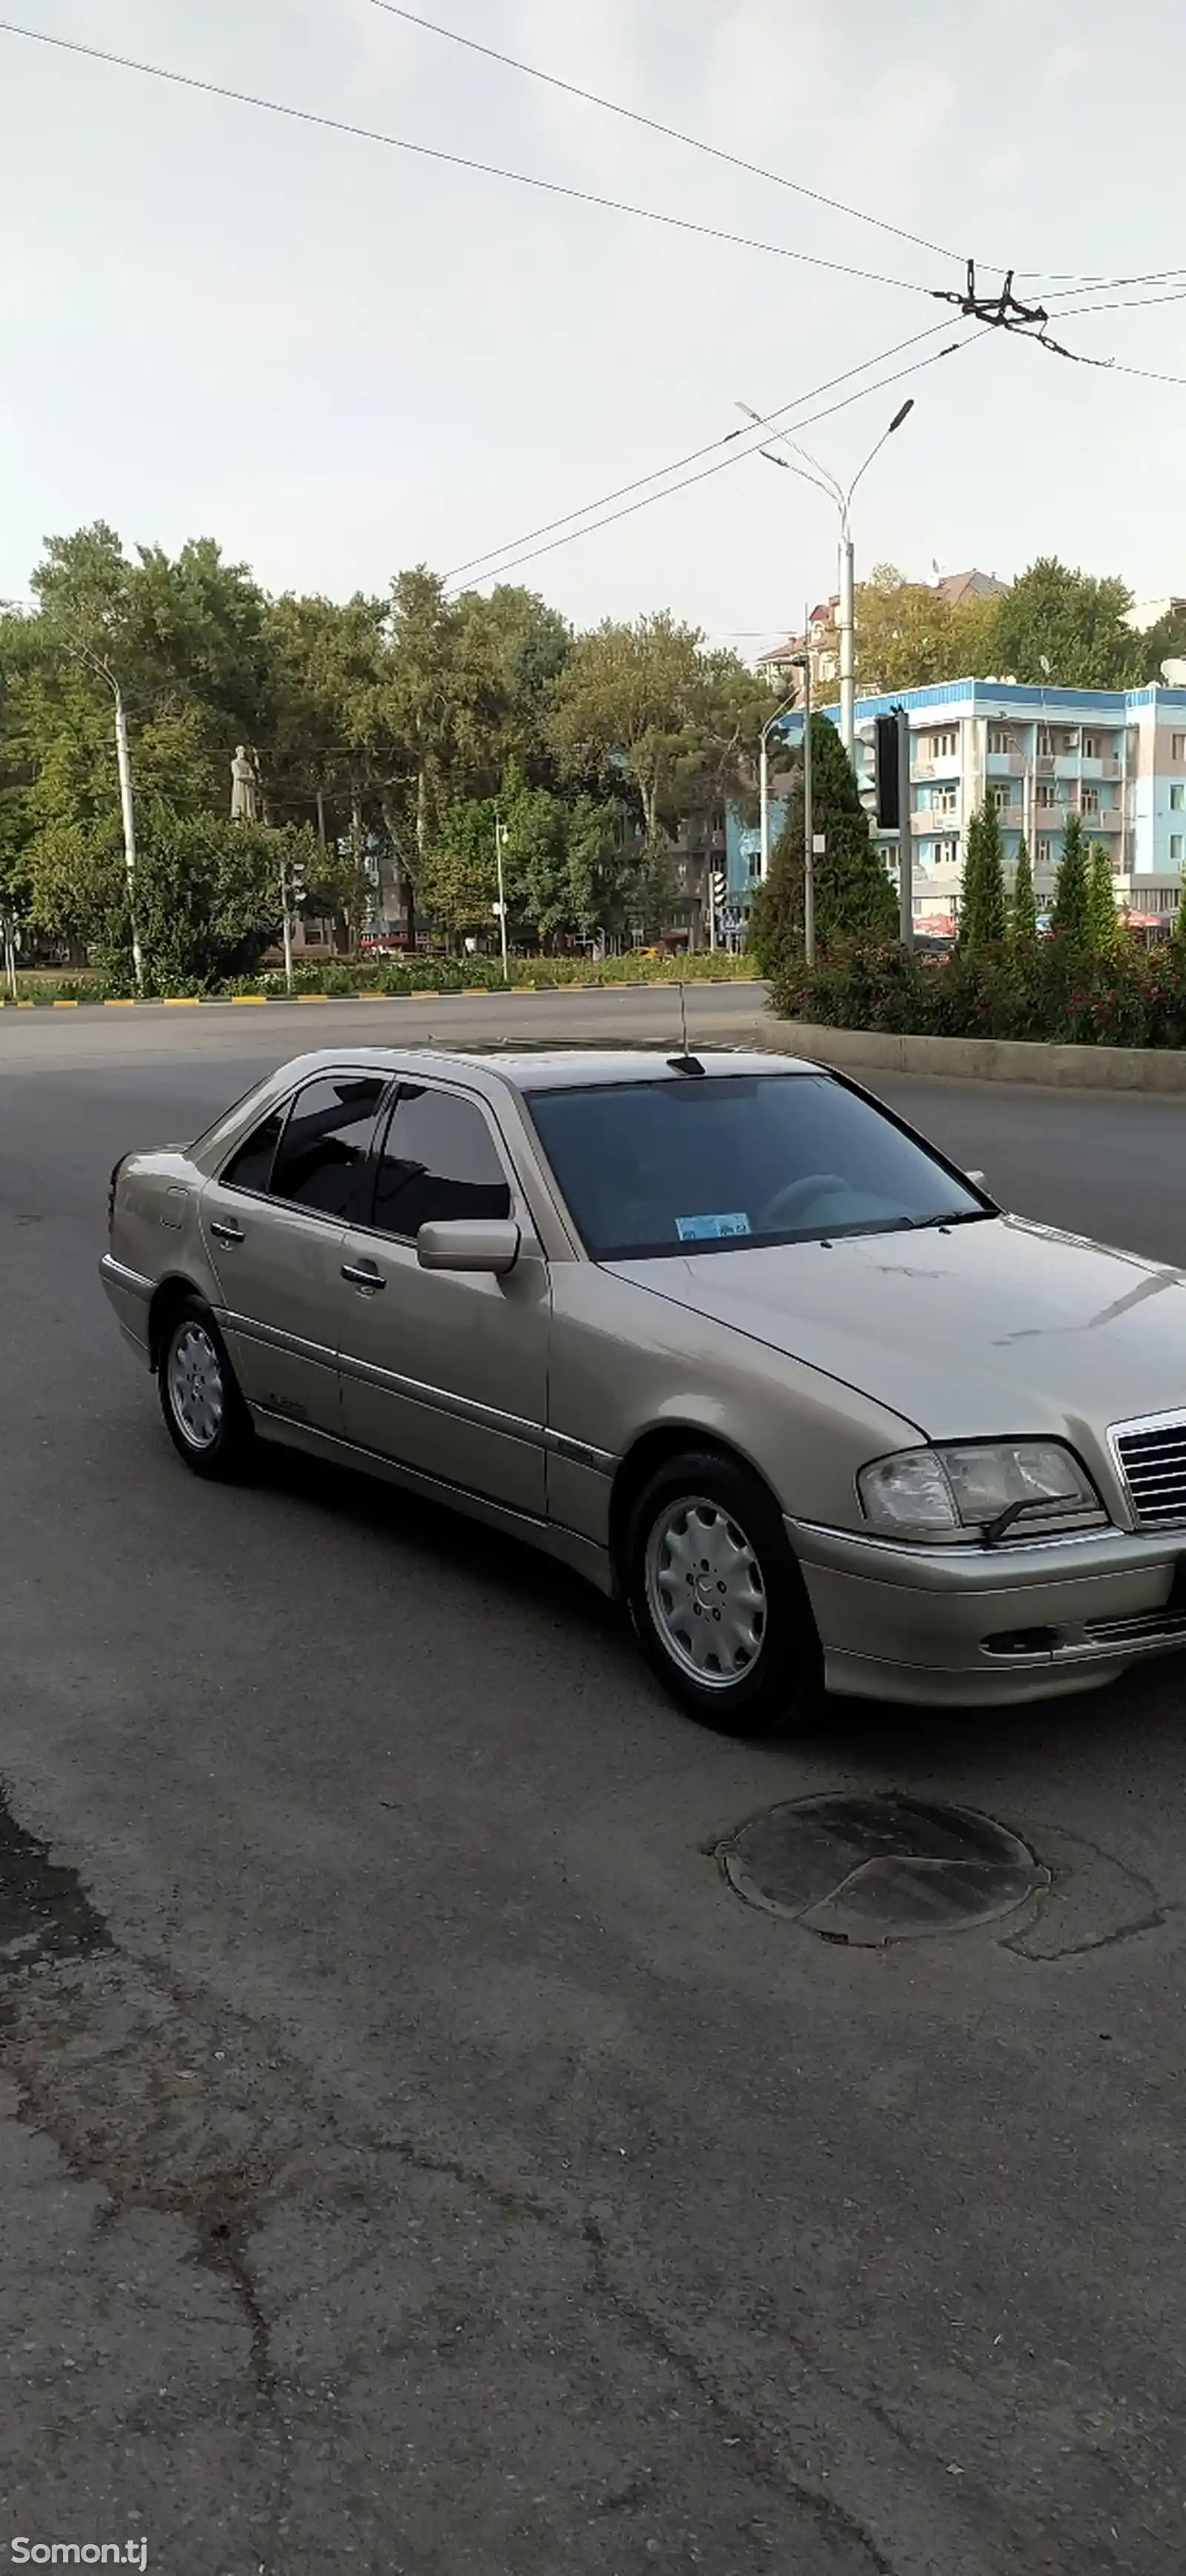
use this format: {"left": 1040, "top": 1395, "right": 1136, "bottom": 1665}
{"left": 265, "top": 1046, "right": 821, "bottom": 1094}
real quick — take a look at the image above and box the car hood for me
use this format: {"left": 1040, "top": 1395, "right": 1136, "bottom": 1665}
{"left": 609, "top": 1216, "right": 1186, "bottom": 1443}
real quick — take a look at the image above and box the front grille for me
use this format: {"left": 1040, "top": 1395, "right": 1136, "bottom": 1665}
{"left": 1113, "top": 1413, "right": 1186, "bottom": 1528}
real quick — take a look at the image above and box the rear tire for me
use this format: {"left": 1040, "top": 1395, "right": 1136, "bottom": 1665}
{"left": 157, "top": 1295, "right": 254, "bottom": 1482}
{"left": 625, "top": 1449, "right": 821, "bottom": 1735}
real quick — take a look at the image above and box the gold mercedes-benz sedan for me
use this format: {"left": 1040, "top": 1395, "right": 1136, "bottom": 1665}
{"left": 102, "top": 1044, "right": 1186, "bottom": 1729}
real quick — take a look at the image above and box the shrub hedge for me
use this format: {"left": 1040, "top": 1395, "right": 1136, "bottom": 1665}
{"left": 768, "top": 938, "right": 1186, "bottom": 1051}
{"left": 5, "top": 951, "right": 758, "bottom": 1004}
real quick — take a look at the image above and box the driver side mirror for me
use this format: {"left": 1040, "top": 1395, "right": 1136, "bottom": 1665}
{"left": 417, "top": 1218, "right": 522, "bottom": 1275}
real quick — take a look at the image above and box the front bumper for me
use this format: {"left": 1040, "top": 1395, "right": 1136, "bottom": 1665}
{"left": 789, "top": 1516, "right": 1186, "bottom": 1706}
{"left": 99, "top": 1252, "right": 153, "bottom": 1361}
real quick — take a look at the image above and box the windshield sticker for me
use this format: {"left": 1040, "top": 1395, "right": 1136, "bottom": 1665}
{"left": 675, "top": 1212, "right": 752, "bottom": 1242}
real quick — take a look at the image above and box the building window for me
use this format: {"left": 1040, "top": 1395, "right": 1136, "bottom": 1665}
{"left": 1038, "top": 837, "right": 1058, "bottom": 867}
{"left": 1036, "top": 781, "right": 1056, "bottom": 808}
{"left": 929, "top": 728, "right": 958, "bottom": 760}
{"left": 987, "top": 727, "right": 1013, "bottom": 755}
{"left": 1172, "top": 835, "right": 1185, "bottom": 865}
{"left": 1081, "top": 787, "right": 1100, "bottom": 816}
{"left": 1081, "top": 733, "right": 1098, "bottom": 759}
{"left": 932, "top": 787, "right": 958, "bottom": 816}
{"left": 1173, "top": 733, "right": 1186, "bottom": 759}
{"left": 990, "top": 785, "right": 1011, "bottom": 813}
{"left": 1171, "top": 783, "right": 1185, "bottom": 810}
{"left": 1037, "top": 726, "right": 1054, "bottom": 756}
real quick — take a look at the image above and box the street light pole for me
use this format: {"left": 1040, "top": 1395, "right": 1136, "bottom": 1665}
{"left": 801, "top": 648, "right": 815, "bottom": 968}
{"left": 758, "top": 693, "right": 797, "bottom": 882}
{"left": 737, "top": 396, "right": 915, "bottom": 761}
{"left": 494, "top": 813, "right": 510, "bottom": 985}
{"left": 789, "top": 644, "right": 815, "bottom": 966}
{"left": 76, "top": 648, "right": 143, "bottom": 996}
{"left": 279, "top": 851, "right": 294, "bottom": 996}
{"left": 838, "top": 523, "right": 856, "bottom": 765}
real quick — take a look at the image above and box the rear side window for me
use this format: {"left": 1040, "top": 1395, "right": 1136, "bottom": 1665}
{"left": 222, "top": 1106, "right": 284, "bottom": 1195}
{"left": 269, "top": 1075, "right": 388, "bottom": 1217}
{"left": 370, "top": 1086, "right": 511, "bottom": 1240}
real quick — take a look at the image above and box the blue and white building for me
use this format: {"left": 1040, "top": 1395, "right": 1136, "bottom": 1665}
{"left": 726, "top": 678, "right": 1186, "bottom": 931}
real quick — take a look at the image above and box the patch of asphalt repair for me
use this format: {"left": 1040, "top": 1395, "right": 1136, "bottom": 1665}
{"left": 0, "top": 1771, "right": 1048, "bottom": 2576}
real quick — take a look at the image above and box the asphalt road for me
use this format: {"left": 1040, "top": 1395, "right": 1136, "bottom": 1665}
{"left": 4, "top": 997, "right": 1186, "bottom": 2575}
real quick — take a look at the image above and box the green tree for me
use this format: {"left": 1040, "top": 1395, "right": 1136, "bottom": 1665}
{"left": 854, "top": 566, "right": 999, "bottom": 693}
{"left": 1087, "top": 841, "right": 1119, "bottom": 953}
{"left": 420, "top": 765, "right": 639, "bottom": 945}
{"left": 25, "top": 808, "right": 322, "bottom": 990}
{"left": 749, "top": 713, "right": 896, "bottom": 968}
{"left": 259, "top": 589, "right": 388, "bottom": 933}
{"left": 451, "top": 585, "right": 572, "bottom": 790}
{"left": 549, "top": 612, "right": 772, "bottom": 858}
{"left": 560, "top": 794, "right": 640, "bottom": 939}
{"left": 417, "top": 795, "right": 500, "bottom": 938}
{"left": 958, "top": 801, "right": 1007, "bottom": 949}
{"left": 1051, "top": 811, "right": 1091, "bottom": 947}
{"left": 1136, "top": 603, "right": 1186, "bottom": 685}
{"left": 986, "top": 558, "right": 1142, "bottom": 689}
{"left": 1010, "top": 835, "right": 1038, "bottom": 945}
{"left": 549, "top": 611, "right": 705, "bottom": 853}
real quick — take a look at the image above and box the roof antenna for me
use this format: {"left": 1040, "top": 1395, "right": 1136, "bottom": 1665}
{"left": 667, "top": 979, "right": 705, "bottom": 1077}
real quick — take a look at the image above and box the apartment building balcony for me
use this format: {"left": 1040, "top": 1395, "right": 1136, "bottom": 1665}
{"left": 911, "top": 808, "right": 959, "bottom": 832}
{"left": 989, "top": 803, "right": 1026, "bottom": 830}
{"left": 985, "top": 751, "right": 1027, "bottom": 777}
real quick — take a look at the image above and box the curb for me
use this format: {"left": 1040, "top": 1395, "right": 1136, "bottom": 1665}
{"left": 762, "top": 1016, "right": 1186, "bottom": 1096}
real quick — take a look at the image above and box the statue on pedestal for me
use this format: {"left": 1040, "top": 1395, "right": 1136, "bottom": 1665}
{"left": 231, "top": 745, "right": 259, "bottom": 822}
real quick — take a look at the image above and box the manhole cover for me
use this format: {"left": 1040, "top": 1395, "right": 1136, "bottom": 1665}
{"left": 720, "top": 1794, "right": 1047, "bottom": 1945}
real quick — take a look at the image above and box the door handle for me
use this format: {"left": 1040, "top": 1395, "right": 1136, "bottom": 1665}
{"left": 210, "top": 1220, "right": 245, "bottom": 1245}
{"left": 341, "top": 1261, "right": 385, "bottom": 1291}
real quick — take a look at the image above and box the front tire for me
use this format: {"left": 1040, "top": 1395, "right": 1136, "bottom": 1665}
{"left": 157, "top": 1296, "right": 254, "bottom": 1481}
{"left": 625, "top": 1450, "right": 821, "bottom": 1734}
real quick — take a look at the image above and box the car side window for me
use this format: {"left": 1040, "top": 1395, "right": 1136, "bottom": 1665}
{"left": 369, "top": 1086, "right": 512, "bottom": 1241}
{"left": 222, "top": 1106, "right": 285, "bottom": 1195}
{"left": 268, "top": 1075, "right": 388, "bottom": 1218}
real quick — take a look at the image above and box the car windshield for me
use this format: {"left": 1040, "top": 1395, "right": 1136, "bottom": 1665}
{"left": 525, "top": 1071, "right": 990, "bottom": 1261}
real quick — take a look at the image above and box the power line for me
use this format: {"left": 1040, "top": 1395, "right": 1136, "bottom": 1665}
{"left": 1041, "top": 285, "right": 1186, "bottom": 320}
{"left": 1019, "top": 261, "right": 1186, "bottom": 287}
{"left": 0, "top": 19, "right": 931, "bottom": 297}
{"left": 1032, "top": 335, "right": 1186, "bottom": 392}
{"left": 443, "top": 328, "right": 985, "bottom": 593}
{"left": 445, "top": 320, "right": 956, "bottom": 582}
{"left": 366, "top": 0, "right": 970, "bottom": 271}
{"left": 365, "top": 11, "right": 1185, "bottom": 304}
{"left": 1041, "top": 269, "right": 1186, "bottom": 301}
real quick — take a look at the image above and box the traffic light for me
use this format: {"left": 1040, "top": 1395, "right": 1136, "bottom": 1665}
{"left": 873, "top": 714, "right": 901, "bottom": 830}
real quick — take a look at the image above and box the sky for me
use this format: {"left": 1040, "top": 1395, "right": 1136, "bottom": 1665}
{"left": 1, "top": 0, "right": 1185, "bottom": 657}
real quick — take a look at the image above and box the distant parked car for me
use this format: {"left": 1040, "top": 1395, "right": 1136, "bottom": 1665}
{"left": 103, "top": 1045, "right": 1186, "bottom": 1732}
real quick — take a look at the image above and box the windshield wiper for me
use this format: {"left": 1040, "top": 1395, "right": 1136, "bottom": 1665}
{"left": 900, "top": 1207, "right": 996, "bottom": 1231}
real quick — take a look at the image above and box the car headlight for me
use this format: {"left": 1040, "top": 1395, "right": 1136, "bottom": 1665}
{"left": 858, "top": 1440, "right": 1104, "bottom": 1543}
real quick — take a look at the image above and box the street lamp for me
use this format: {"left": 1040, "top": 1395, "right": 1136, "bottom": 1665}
{"left": 73, "top": 644, "right": 145, "bottom": 996}
{"left": 738, "top": 395, "right": 915, "bottom": 761}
